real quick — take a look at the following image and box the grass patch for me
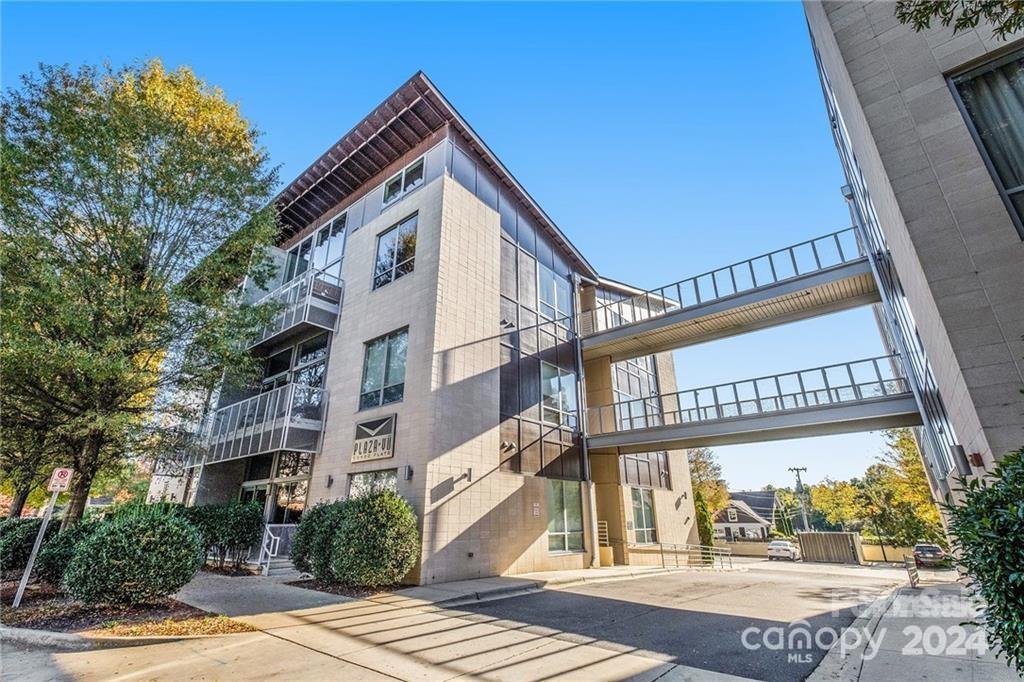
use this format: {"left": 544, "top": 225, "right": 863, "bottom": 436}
{"left": 93, "top": 615, "right": 255, "bottom": 637}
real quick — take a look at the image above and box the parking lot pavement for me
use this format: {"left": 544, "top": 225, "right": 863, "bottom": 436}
{"left": 3, "top": 563, "right": 911, "bottom": 682}
{"left": 456, "top": 560, "right": 906, "bottom": 681}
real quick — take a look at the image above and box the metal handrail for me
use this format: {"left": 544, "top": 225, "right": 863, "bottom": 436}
{"left": 581, "top": 227, "right": 863, "bottom": 335}
{"left": 257, "top": 525, "right": 281, "bottom": 576}
{"left": 588, "top": 354, "right": 910, "bottom": 435}
{"left": 616, "top": 540, "right": 734, "bottom": 569}
{"left": 194, "top": 382, "right": 328, "bottom": 466}
{"left": 250, "top": 267, "right": 344, "bottom": 348}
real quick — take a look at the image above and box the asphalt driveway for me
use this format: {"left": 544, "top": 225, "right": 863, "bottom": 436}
{"left": 4, "top": 561, "right": 911, "bottom": 681}
{"left": 455, "top": 560, "right": 906, "bottom": 681}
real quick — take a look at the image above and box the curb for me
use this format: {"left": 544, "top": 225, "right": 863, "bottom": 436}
{"left": 0, "top": 625, "right": 95, "bottom": 651}
{"left": 806, "top": 584, "right": 901, "bottom": 681}
{"left": 430, "top": 565, "right": 747, "bottom": 608}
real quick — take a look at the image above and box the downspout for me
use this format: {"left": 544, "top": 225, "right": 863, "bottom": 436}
{"left": 572, "top": 272, "right": 601, "bottom": 568}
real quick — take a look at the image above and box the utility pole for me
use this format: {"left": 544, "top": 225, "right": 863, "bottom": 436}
{"left": 788, "top": 467, "right": 812, "bottom": 532}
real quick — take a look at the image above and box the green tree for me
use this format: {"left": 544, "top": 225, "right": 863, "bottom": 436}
{"left": 693, "top": 488, "right": 715, "bottom": 547}
{"left": 688, "top": 447, "right": 729, "bottom": 516}
{"left": 809, "top": 478, "right": 864, "bottom": 531}
{"left": 896, "top": 0, "right": 1024, "bottom": 40}
{"left": 1, "top": 60, "right": 280, "bottom": 526}
{"left": 857, "top": 429, "right": 945, "bottom": 547}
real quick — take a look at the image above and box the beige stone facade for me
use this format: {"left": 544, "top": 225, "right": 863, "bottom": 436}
{"left": 805, "top": 2, "right": 1024, "bottom": 484}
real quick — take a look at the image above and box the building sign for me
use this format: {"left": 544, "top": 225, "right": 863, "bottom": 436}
{"left": 47, "top": 468, "right": 74, "bottom": 492}
{"left": 352, "top": 415, "right": 396, "bottom": 463}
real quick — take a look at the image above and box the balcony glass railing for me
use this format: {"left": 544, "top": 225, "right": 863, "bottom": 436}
{"left": 249, "top": 268, "right": 343, "bottom": 349}
{"left": 581, "top": 228, "right": 864, "bottom": 336}
{"left": 198, "top": 383, "right": 327, "bottom": 465}
{"left": 587, "top": 355, "right": 911, "bottom": 436}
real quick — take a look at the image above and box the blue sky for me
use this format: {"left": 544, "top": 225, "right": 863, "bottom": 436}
{"left": 2, "top": 1, "right": 894, "bottom": 489}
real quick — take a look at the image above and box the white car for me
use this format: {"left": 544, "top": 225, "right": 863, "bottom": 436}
{"left": 767, "top": 540, "right": 801, "bottom": 561}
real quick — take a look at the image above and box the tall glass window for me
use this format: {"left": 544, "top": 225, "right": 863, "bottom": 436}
{"left": 538, "top": 263, "right": 572, "bottom": 325}
{"left": 547, "top": 479, "right": 584, "bottom": 552}
{"left": 541, "top": 362, "right": 577, "bottom": 428}
{"left": 383, "top": 157, "right": 425, "bottom": 206}
{"left": 953, "top": 49, "right": 1024, "bottom": 237}
{"left": 373, "top": 214, "right": 418, "bottom": 289}
{"left": 360, "top": 328, "right": 408, "bottom": 409}
{"left": 631, "top": 488, "right": 657, "bottom": 544}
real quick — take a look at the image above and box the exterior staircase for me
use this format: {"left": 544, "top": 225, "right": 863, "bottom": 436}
{"left": 264, "top": 557, "right": 305, "bottom": 581}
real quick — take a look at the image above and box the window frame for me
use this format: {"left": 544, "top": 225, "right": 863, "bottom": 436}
{"left": 359, "top": 328, "right": 409, "bottom": 411}
{"left": 348, "top": 469, "right": 399, "bottom": 498}
{"left": 727, "top": 507, "right": 738, "bottom": 523}
{"left": 382, "top": 157, "right": 426, "bottom": 207}
{"left": 537, "top": 262, "right": 573, "bottom": 327}
{"left": 948, "top": 48, "right": 1024, "bottom": 240}
{"left": 547, "top": 479, "right": 585, "bottom": 553}
{"left": 540, "top": 361, "right": 578, "bottom": 429}
{"left": 372, "top": 213, "right": 418, "bottom": 290}
{"left": 631, "top": 487, "right": 658, "bottom": 545}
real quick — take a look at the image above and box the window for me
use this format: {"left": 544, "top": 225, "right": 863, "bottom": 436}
{"left": 727, "top": 508, "right": 738, "bottom": 523}
{"left": 271, "top": 480, "right": 307, "bottom": 524}
{"left": 373, "top": 214, "right": 418, "bottom": 289}
{"left": 538, "top": 263, "right": 573, "bottom": 325}
{"left": 360, "top": 328, "right": 408, "bottom": 409}
{"left": 293, "top": 333, "right": 328, "bottom": 388}
{"left": 283, "top": 213, "right": 347, "bottom": 285}
{"left": 953, "top": 49, "right": 1024, "bottom": 237}
{"left": 262, "top": 349, "right": 292, "bottom": 391}
{"left": 276, "top": 451, "right": 312, "bottom": 479}
{"left": 383, "top": 157, "right": 425, "bottom": 206}
{"left": 349, "top": 469, "right": 398, "bottom": 498}
{"left": 547, "top": 479, "right": 584, "bottom": 552}
{"left": 541, "top": 362, "right": 577, "bottom": 428}
{"left": 631, "top": 488, "right": 657, "bottom": 544}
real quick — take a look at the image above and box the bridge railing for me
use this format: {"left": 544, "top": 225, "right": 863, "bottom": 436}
{"left": 587, "top": 355, "right": 910, "bottom": 436}
{"left": 580, "top": 227, "right": 864, "bottom": 336}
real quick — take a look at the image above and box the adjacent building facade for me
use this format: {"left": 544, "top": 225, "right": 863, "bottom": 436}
{"left": 804, "top": 2, "right": 1024, "bottom": 496}
{"left": 180, "top": 73, "right": 698, "bottom": 584}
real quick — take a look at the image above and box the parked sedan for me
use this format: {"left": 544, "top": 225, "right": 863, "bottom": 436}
{"left": 767, "top": 540, "right": 801, "bottom": 561}
{"left": 912, "top": 543, "right": 948, "bottom": 567}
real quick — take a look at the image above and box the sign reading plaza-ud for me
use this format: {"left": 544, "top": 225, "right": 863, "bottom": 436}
{"left": 352, "top": 414, "right": 396, "bottom": 463}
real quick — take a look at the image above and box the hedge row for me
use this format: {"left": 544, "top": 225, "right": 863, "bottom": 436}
{"left": 291, "top": 490, "right": 419, "bottom": 587}
{"left": 2, "top": 500, "right": 262, "bottom": 605}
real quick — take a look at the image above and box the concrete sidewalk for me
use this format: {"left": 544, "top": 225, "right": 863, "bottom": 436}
{"left": 810, "top": 581, "right": 1023, "bottom": 681}
{"left": 7, "top": 566, "right": 754, "bottom": 681}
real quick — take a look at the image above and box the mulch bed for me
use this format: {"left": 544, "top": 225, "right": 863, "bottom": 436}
{"left": 200, "top": 564, "right": 256, "bottom": 577}
{"left": 286, "top": 578, "right": 400, "bottom": 600}
{"left": 0, "top": 578, "right": 246, "bottom": 635}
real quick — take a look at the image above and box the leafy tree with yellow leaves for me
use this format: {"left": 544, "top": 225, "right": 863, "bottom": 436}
{"left": 1, "top": 60, "right": 280, "bottom": 526}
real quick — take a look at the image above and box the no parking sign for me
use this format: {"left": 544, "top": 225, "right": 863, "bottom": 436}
{"left": 47, "top": 467, "right": 74, "bottom": 492}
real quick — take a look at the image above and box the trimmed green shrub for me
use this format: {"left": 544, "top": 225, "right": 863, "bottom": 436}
{"left": 0, "top": 518, "right": 58, "bottom": 572}
{"left": 946, "top": 447, "right": 1024, "bottom": 674}
{"left": 291, "top": 501, "right": 349, "bottom": 580}
{"left": 64, "top": 509, "right": 203, "bottom": 604}
{"left": 330, "top": 491, "right": 418, "bottom": 587}
{"left": 217, "top": 501, "right": 263, "bottom": 570}
{"left": 180, "top": 504, "right": 219, "bottom": 556}
{"left": 35, "top": 520, "right": 100, "bottom": 585}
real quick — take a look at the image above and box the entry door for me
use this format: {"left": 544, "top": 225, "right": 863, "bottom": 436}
{"left": 240, "top": 484, "right": 270, "bottom": 518}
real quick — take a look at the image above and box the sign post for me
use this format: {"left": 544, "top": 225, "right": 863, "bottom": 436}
{"left": 12, "top": 468, "right": 73, "bottom": 608}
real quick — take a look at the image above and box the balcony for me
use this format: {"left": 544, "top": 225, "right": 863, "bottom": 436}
{"left": 249, "top": 269, "right": 343, "bottom": 351}
{"left": 197, "top": 383, "right": 327, "bottom": 466}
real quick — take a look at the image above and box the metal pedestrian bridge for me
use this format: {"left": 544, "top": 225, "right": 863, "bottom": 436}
{"left": 586, "top": 355, "right": 922, "bottom": 452}
{"left": 581, "top": 228, "right": 880, "bottom": 362}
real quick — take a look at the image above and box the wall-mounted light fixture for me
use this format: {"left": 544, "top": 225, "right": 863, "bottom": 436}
{"left": 326, "top": 474, "right": 334, "bottom": 489}
{"left": 403, "top": 465, "right": 414, "bottom": 481}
